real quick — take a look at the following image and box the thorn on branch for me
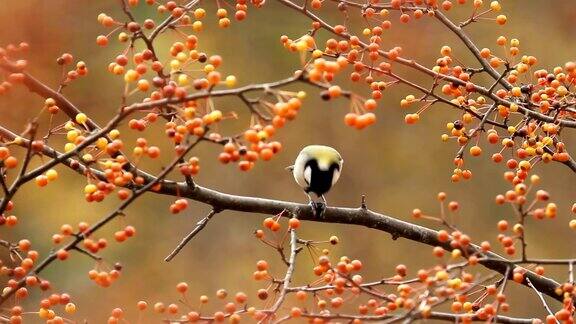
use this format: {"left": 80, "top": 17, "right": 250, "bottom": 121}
{"left": 360, "top": 194, "right": 367, "bottom": 210}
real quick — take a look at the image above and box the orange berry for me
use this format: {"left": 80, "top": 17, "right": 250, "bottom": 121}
{"left": 469, "top": 146, "right": 482, "bottom": 156}
{"left": 137, "top": 301, "right": 148, "bottom": 311}
{"left": 331, "top": 297, "right": 344, "bottom": 308}
{"left": 344, "top": 113, "right": 358, "bottom": 126}
{"left": 270, "top": 221, "right": 281, "bottom": 232}
{"left": 399, "top": 13, "right": 410, "bottom": 23}
{"left": 56, "top": 249, "right": 69, "bottom": 261}
{"left": 0, "top": 147, "right": 10, "bottom": 159}
{"left": 96, "top": 35, "right": 109, "bottom": 46}
{"left": 111, "top": 308, "right": 123, "bottom": 319}
{"left": 244, "top": 130, "right": 258, "bottom": 143}
{"left": 404, "top": 113, "right": 419, "bottom": 124}
{"left": 328, "top": 85, "right": 342, "bottom": 98}
{"left": 35, "top": 175, "right": 48, "bottom": 187}
{"left": 556, "top": 309, "right": 571, "bottom": 321}
{"left": 4, "top": 156, "right": 18, "bottom": 168}
{"left": 437, "top": 230, "right": 449, "bottom": 242}
{"left": 260, "top": 148, "right": 273, "bottom": 161}
{"left": 147, "top": 146, "right": 160, "bottom": 158}
{"left": 290, "top": 307, "right": 302, "bottom": 317}
{"left": 153, "top": 302, "right": 165, "bottom": 313}
{"left": 176, "top": 282, "right": 188, "bottom": 293}
{"left": 364, "top": 99, "right": 377, "bottom": 110}
{"left": 497, "top": 220, "right": 508, "bottom": 231}
{"left": 238, "top": 161, "right": 253, "bottom": 171}
{"left": 235, "top": 292, "right": 247, "bottom": 304}
{"left": 114, "top": 231, "right": 127, "bottom": 242}
{"left": 296, "top": 290, "right": 307, "bottom": 301}
{"left": 263, "top": 218, "right": 274, "bottom": 229}
{"left": 487, "top": 131, "right": 499, "bottom": 144}
{"left": 288, "top": 218, "right": 300, "bottom": 229}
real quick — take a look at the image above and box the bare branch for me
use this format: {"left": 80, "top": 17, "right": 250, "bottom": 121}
{"left": 266, "top": 225, "right": 298, "bottom": 322}
{"left": 526, "top": 277, "right": 559, "bottom": 323}
{"left": 164, "top": 208, "right": 220, "bottom": 262}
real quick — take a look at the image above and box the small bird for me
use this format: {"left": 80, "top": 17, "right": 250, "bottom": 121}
{"left": 288, "top": 145, "right": 343, "bottom": 216}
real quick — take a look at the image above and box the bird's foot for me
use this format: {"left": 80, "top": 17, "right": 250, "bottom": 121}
{"left": 309, "top": 201, "right": 326, "bottom": 218}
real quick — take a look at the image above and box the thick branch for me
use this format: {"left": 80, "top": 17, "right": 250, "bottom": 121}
{"left": 0, "top": 126, "right": 566, "bottom": 306}
{"left": 129, "top": 180, "right": 566, "bottom": 304}
{"left": 297, "top": 311, "right": 536, "bottom": 324}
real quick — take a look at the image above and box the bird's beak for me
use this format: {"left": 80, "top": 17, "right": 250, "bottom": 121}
{"left": 285, "top": 165, "right": 294, "bottom": 172}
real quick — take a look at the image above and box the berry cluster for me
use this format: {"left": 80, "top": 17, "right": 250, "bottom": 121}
{"left": 0, "top": 0, "right": 574, "bottom": 323}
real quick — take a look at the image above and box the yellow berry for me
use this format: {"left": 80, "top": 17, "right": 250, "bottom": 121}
{"left": 75, "top": 113, "right": 88, "bottom": 124}
{"left": 225, "top": 75, "right": 237, "bottom": 87}
{"left": 124, "top": 69, "right": 139, "bottom": 83}
{"left": 96, "top": 138, "right": 108, "bottom": 150}
{"left": 451, "top": 249, "right": 462, "bottom": 259}
{"left": 192, "top": 21, "right": 203, "bottom": 32}
{"left": 194, "top": 8, "right": 206, "bottom": 19}
{"left": 64, "top": 143, "right": 76, "bottom": 152}
{"left": 118, "top": 32, "right": 129, "bottom": 42}
{"left": 82, "top": 154, "right": 94, "bottom": 163}
{"left": 435, "top": 270, "right": 449, "bottom": 281}
{"left": 46, "top": 169, "right": 58, "bottom": 181}
{"left": 66, "top": 130, "right": 80, "bottom": 142}
{"left": 204, "top": 64, "right": 215, "bottom": 73}
{"left": 109, "top": 129, "right": 120, "bottom": 139}
{"left": 84, "top": 184, "right": 97, "bottom": 194}
{"left": 178, "top": 74, "right": 189, "bottom": 86}
{"left": 490, "top": 1, "right": 501, "bottom": 11}
{"left": 65, "top": 303, "right": 77, "bottom": 314}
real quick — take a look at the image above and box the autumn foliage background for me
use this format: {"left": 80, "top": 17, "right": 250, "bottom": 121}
{"left": 0, "top": 0, "right": 575, "bottom": 322}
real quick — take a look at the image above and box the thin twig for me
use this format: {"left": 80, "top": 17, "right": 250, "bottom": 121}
{"left": 525, "top": 277, "right": 559, "bottom": 323}
{"left": 265, "top": 226, "right": 298, "bottom": 323}
{"left": 164, "top": 209, "right": 219, "bottom": 262}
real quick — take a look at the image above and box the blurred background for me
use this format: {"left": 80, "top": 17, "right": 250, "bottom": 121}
{"left": 0, "top": 0, "right": 575, "bottom": 322}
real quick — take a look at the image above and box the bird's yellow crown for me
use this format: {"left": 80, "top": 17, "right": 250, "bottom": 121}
{"left": 301, "top": 145, "right": 342, "bottom": 170}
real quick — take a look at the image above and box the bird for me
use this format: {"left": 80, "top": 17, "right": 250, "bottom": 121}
{"left": 288, "top": 145, "right": 343, "bottom": 216}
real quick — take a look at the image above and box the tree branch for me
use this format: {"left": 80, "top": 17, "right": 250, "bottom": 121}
{"left": 164, "top": 208, "right": 219, "bottom": 262}
{"left": 266, "top": 226, "right": 298, "bottom": 323}
{"left": 140, "top": 180, "right": 566, "bottom": 304}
